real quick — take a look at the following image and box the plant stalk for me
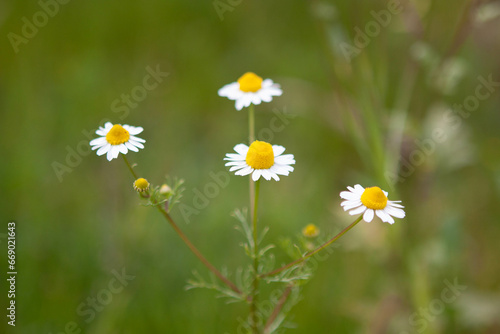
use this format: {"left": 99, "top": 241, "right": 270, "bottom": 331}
{"left": 260, "top": 215, "right": 363, "bottom": 278}
{"left": 250, "top": 179, "right": 261, "bottom": 333}
{"left": 122, "top": 156, "right": 243, "bottom": 296}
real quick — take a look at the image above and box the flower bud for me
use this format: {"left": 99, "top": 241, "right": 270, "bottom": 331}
{"left": 133, "top": 178, "right": 150, "bottom": 192}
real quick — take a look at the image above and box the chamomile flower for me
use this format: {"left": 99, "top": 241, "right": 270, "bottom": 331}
{"left": 224, "top": 140, "right": 295, "bottom": 181}
{"left": 340, "top": 185, "right": 405, "bottom": 224}
{"left": 90, "top": 122, "right": 145, "bottom": 161}
{"left": 218, "top": 72, "right": 282, "bottom": 110}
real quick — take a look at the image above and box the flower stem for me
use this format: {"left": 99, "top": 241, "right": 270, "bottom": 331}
{"left": 122, "top": 155, "right": 138, "bottom": 179}
{"left": 264, "top": 285, "right": 293, "bottom": 334}
{"left": 252, "top": 179, "right": 261, "bottom": 259}
{"left": 250, "top": 179, "right": 261, "bottom": 333}
{"left": 249, "top": 104, "right": 255, "bottom": 143}
{"left": 157, "top": 206, "right": 243, "bottom": 296}
{"left": 259, "top": 215, "right": 363, "bottom": 278}
{"left": 121, "top": 156, "right": 243, "bottom": 297}
{"left": 248, "top": 104, "right": 256, "bottom": 234}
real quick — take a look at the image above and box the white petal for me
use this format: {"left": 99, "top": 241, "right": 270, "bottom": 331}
{"left": 125, "top": 142, "right": 139, "bottom": 152}
{"left": 129, "top": 135, "right": 146, "bottom": 143}
{"left": 261, "top": 169, "right": 272, "bottom": 181}
{"left": 276, "top": 153, "right": 294, "bottom": 160}
{"left": 225, "top": 89, "right": 244, "bottom": 100}
{"left": 270, "top": 172, "right": 280, "bottom": 181}
{"left": 225, "top": 161, "right": 247, "bottom": 167}
{"left": 111, "top": 145, "right": 120, "bottom": 159}
{"left": 90, "top": 137, "right": 107, "bottom": 146}
{"left": 340, "top": 199, "right": 356, "bottom": 207}
{"left": 235, "top": 98, "right": 245, "bottom": 111}
{"left": 349, "top": 205, "right": 367, "bottom": 215}
{"left": 341, "top": 200, "right": 363, "bottom": 210}
{"left": 261, "top": 80, "right": 282, "bottom": 95}
{"left": 91, "top": 144, "right": 104, "bottom": 151}
{"left": 96, "top": 144, "right": 110, "bottom": 156}
{"left": 118, "top": 144, "right": 128, "bottom": 154}
{"left": 375, "top": 210, "right": 390, "bottom": 223}
{"left": 235, "top": 166, "right": 253, "bottom": 176}
{"left": 274, "top": 159, "right": 295, "bottom": 167}
{"left": 229, "top": 164, "right": 247, "bottom": 172}
{"left": 258, "top": 93, "right": 273, "bottom": 102}
{"left": 261, "top": 79, "right": 274, "bottom": 87}
{"left": 272, "top": 145, "right": 286, "bottom": 156}
{"left": 96, "top": 129, "right": 108, "bottom": 136}
{"left": 234, "top": 144, "right": 249, "bottom": 155}
{"left": 218, "top": 82, "right": 240, "bottom": 97}
{"left": 252, "top": 169, "right": 262, "bottom": 181}
{"left": 363, "top": 209, "right": 374, "bottom": 222}
{"left": 274, "top": 155, "right": 295, "bottom": 165}
{"left": 353, "top": 184, "right": 365, "bottom": 194}
{"left": 270, "top": 165, "right": 290, "bottom": 176}
{"left": 265, "top": 87, "right": 282, "bottom": 96}
{"left": 104, "top": 122, "right": 113, "bottom": 129}
{"left": 128, "top": 140, "right": 144, "bottom": 149}
{"left": 274, "top": 163, "right": 294, "bottom": 171}
{"left": 123, "top": 125, "right": 143, "bottom": 135}
{"left": 234, "top": 94, "right": 252, "bottom": 110}
{"left": 388, "top": 201, "right": 404, "bottom": 208}
{"left": 380, "top": 210, "right": 395, "bottom": 224}
{"left": 340, "top": 190, "right": 360, "bottom": 201}
{"left": 241, "top": 94, "right": 253, "bottom": 108}
{"left": 224, "top": 153, "right": 245, "bottom": 161}
{"left": 384, "top": 205, "right": 406, "bottom": 218}
{"left": 217, "top": 83, "right": 232, "bottom": 96}
{"left": 106, "top": 148, "right": 114, "bottom": 161}
{"left": 251, "top": 93, "right": 262, "bottom": 105}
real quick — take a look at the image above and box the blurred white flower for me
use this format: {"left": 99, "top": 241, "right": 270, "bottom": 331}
{"left": 218, "top": 72, "right": 282, "bottom": 110}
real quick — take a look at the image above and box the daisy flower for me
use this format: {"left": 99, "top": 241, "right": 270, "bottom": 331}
{"left": 224, "top": 140, "right": 295, "bottom": 181}
{"left": 90, "top": 122, "right": 145, "bottom": 161}
{"left": 340, "top": 185, "right": 405, "bottom": 224}
{"left": 218, "top": 72, "right": 282, "bottom": 110}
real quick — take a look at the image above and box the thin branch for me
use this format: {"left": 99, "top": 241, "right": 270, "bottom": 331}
{"left": 157, "top": 206, "right": 243, "bottom": 297}
{"left": 259, "top": 216, "right": 363, "bottom": 278}
{"left": 121, "top": 157, "right": 244, "bottom": 298}
{"left": 264, "top": 285, "right": 294, "bottom": 334}
{"left": 122, "top": 155, "right": 138, "bottom": 179}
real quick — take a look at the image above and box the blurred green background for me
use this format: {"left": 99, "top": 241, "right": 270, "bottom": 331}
{"left": 1, "top": 0, "right": 500, "bottom": 333}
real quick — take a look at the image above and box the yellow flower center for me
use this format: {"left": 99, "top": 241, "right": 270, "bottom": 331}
{"left": 360, "top": 187, "right": 388, "bottom": 210}
{"left": 246, "top": 140, "right": 274, "bottom": 169}
{"left": 106, "top": 124, "right": 130, "bottom": 145}
{"left": 133, "top": 178, "right": 150, "bottom": 192}
{"left": 238, "top": 72, "right": 263, "bottom": 92}
{"left": 302, "top": 224, "right": 319, "bottom": 238}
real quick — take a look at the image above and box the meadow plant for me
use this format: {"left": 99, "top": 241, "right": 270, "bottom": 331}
{"left": 90, "top": 71, "right": 405, "bottom": 333}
